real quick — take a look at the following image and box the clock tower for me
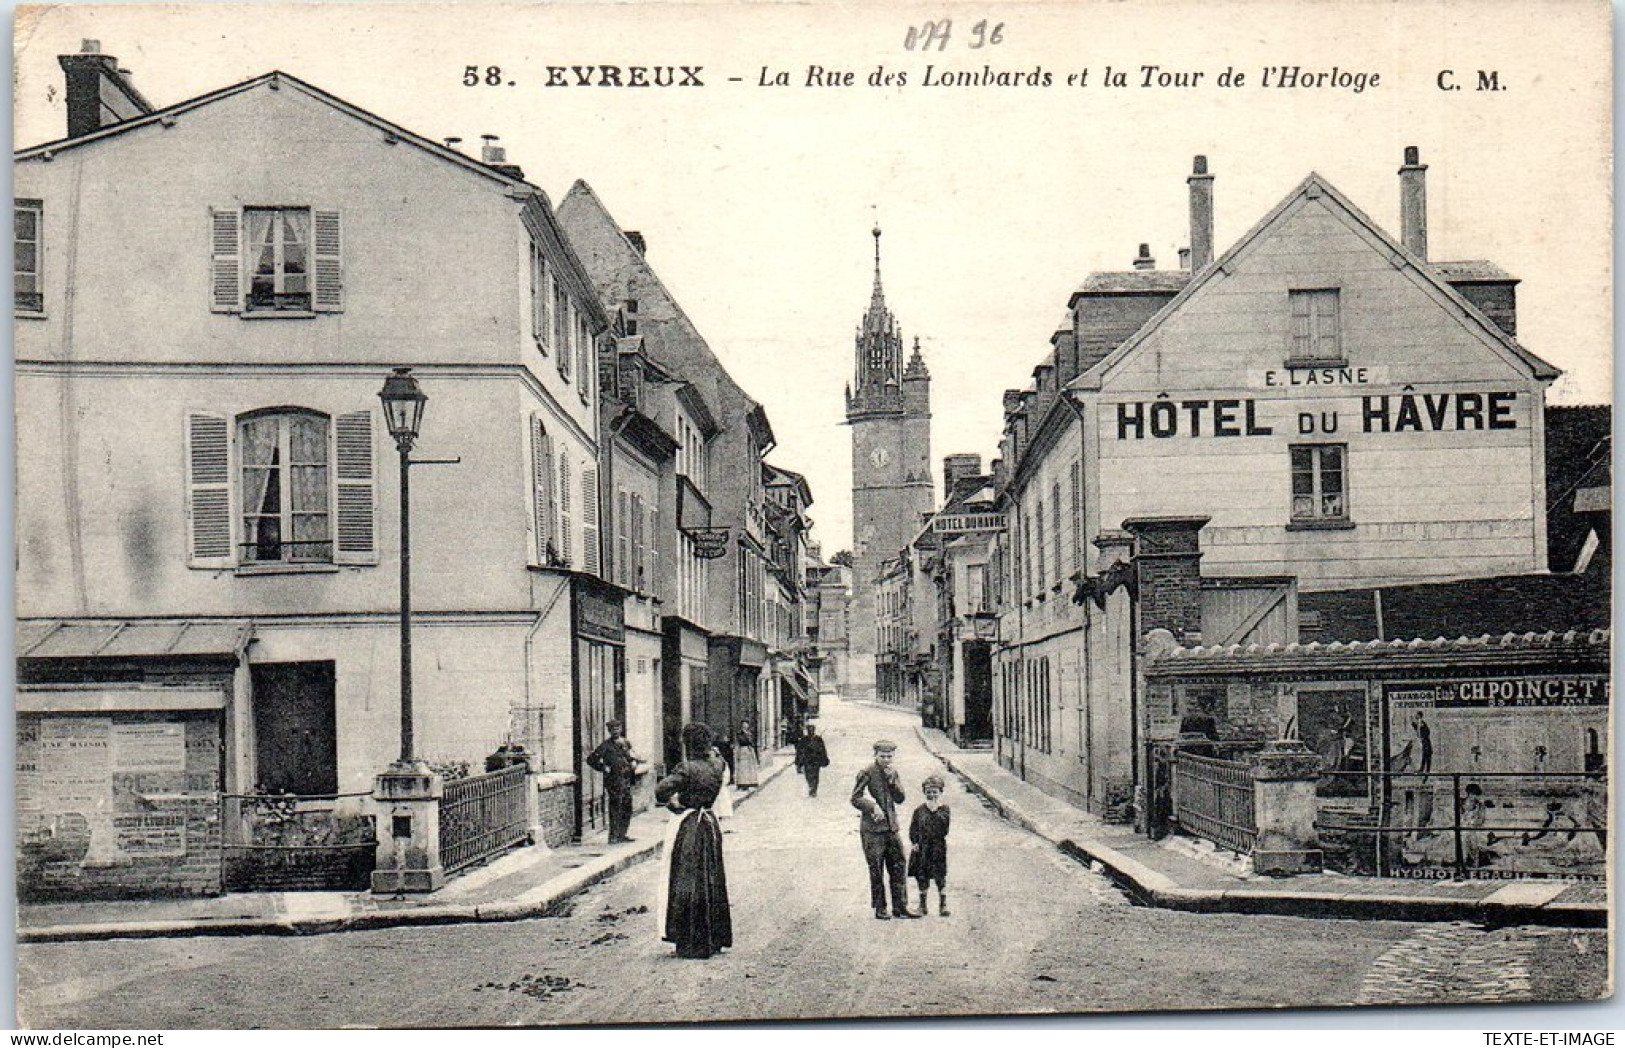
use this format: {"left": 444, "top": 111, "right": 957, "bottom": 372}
{"left": 845, "top": 226, "right": 933, "bottom": 702}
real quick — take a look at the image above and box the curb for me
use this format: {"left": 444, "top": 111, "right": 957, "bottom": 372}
{"left": 20, "top": 755, "right": 796, "bottom": 944}
{"left": 915, "top": 726, "right": 1606, "bottom": 929}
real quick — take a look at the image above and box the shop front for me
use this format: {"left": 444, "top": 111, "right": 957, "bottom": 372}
{"left": 1147, "top": 628, "right": 1610, "bottom": 880}
{"left": 571, "top": 576, "right": 627, "bottom": 838}
{"left": 16, "top": 620, "right": 248, "bottom": 900}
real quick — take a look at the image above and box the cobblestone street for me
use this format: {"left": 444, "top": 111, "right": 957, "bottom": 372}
{"left": 16, "top": 700, "right": 1607, "bottom": 1028}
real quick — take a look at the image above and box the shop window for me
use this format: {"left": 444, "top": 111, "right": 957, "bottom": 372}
{"left": 1290, "top": 444, "right": 1349, "bottom": 524}
{"left": 1288, "top": 288, "right": 1341, "bottom": 363}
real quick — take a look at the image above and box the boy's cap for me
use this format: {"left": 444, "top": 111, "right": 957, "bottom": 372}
{"left": 873, "top": 739, "right": 897, "bottom": 753}
{"left": 922, "top": 774, "right": 946, "bottom": 791}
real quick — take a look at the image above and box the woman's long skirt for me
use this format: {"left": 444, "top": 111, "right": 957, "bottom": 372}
{"left": 660, "top": 808, "right": 731, "bottom": 958}
{"left": 733, "top": 746, "right": 761, "bottom": 788}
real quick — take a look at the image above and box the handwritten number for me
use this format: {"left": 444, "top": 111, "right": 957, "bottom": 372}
{"left": 969, "top": 20, "right": 1005, "bottom": 48}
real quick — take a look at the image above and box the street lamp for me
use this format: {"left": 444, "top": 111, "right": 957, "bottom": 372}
{"left": 379, "top": 367, "right": 427, "bottom": 765}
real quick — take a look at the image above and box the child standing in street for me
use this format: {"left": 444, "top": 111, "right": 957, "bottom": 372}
{"left": 908, "top": 774, "right": 951, "bottom": 916}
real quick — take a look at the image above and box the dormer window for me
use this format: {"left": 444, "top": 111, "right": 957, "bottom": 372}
{"left": 1288, "top": 288, "right": 1342, "bottom": 364}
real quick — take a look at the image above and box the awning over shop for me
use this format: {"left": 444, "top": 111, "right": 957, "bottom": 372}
{"left": 18, "top": 686, "right": 228, "bottom": 713}
{"left": 17, "top": 619, "right": 252, "bottom": 661}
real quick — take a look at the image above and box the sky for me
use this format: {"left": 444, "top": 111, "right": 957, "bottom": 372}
{"left": 11, "top": 1, "right": 1613, "bottom": 559}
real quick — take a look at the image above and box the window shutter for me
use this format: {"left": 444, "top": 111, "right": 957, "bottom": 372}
{"left": 530, "top": 416, "right": 555, "bottom": 565}
{"left": 559, "top": 455, "right": 573, "bottom": 566}
{"left": 1315, "top": 290, "right": 1340, "bottom": 360}
{"left": 627, "top": 490, "right": 640, "bottom": 588}
{"left": 582, "top": 467, "right": 600, "bottom": 577}
{"left": 333, "top": 410, "right": 377, "bottom": 563}
{"left": 185, "top": 412, "right": 234, "bottom": 567}
{"left": 616, "top": 490, "right": 631, "bottom": 587}
{"left": 1289, "top": 291, "right": 1312, "bottom": 358}
{"left": 313, "top": 210, "right": 343, "bottom": 312}
{"left": 645, "top": 502, "right": 659, "bottom": 596}
{"left": 209, "top": 208, "right": 241, "bottom": 313}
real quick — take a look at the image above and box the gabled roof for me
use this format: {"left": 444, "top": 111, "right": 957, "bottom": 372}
{"left": 1069, "top": 172, "right": 1561, "bottom": 390}
{"left": 558, "top": 180, "right": 768, "bottom": 433}
{"left": 16, "top": 70, "right": 531, "bottom": 194}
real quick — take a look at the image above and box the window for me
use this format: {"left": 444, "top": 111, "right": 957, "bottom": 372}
{"left": 531, "top": 416, "right": 557, "bottom": 565}
{"left": 577, "top": 313, "right": 594, "bottom": 403}
{"left": 184, "top": 408, "right": 375, "bottom": 569}
{"left": 15, "top": 199, "right": 42, "bottom": 314}
{"left": 530, "top": 242, "right": 550, "bottom": 353}
{"left": 1289, "top": 288, "right": 1341, "bottom": 363}
{"left": 624, "top": 298, "right": 639, "bottom": 337}
{"left": 246, "top": 208, "right": 311, "bottom": 312}
{"left": 210, "top": 206, "right": 341, "bottom": 315}
{"left": 241, "top": 411, "right": 331, "bottom": 563}
{"left": 1290, "top": 444, "right": 1348, "bottom": 523}
{"left": 554, "top": 281, "right": 572, "bottom": 381}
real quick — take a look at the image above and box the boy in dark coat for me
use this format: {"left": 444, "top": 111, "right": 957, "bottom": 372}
{"left": 851, "top": 739, "right": 920, "bottom": 919}
{"left": 907, "top": 773, "right": 951, "bottom": 916}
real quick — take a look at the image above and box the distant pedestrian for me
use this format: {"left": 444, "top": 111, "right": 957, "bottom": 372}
{"left": 907, "top": 774, "right": 951, "bottom": 916}
{"left": 653, "top": 723, "right": 732, "bottom": 959}
{"left": 585, "top": 720, "right": 639, "bottom": 844}
{"left": 797, "top": 723, "right": 830, "bottom": 797}
{"left": 851, "top": 739, "right": 919, "bottom": 920}
{"left": 733, "top": 720, "right": 761, "bottom": 788}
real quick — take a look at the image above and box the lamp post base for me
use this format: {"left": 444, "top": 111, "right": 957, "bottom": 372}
{"left": 371, "top": 760, "right": 446, "bottom": 894}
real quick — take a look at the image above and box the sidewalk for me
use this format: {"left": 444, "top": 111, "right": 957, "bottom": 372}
{"left": 914, "top": 726, "right": 1606, "bottom": 928}
{"left": 18, "top": 751, "right": 794, "bottom": 944}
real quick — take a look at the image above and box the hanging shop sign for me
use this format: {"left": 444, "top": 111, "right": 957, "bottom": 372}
{"left": 687, "top": 528, "right": 731, "bottom": 559}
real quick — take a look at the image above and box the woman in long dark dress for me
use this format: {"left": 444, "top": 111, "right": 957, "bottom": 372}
{"left": 653, "top": 723, "right": 732, "bottom": 958}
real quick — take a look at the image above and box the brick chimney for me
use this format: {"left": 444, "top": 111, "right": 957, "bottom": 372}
{"left": 1124, "top": 516, "right": 1209, "bottom": 645}
{"left": 943, "top": 453, "right": 983, "bottom": 492}
{"left": 58, "top": 39, "right": 152, "bottom": 138}
{"left": 1188, "top": 155, "right": 1215, "bottom": 271}
{"left": 1399, "top": 145, "right": 1428, "bottom": 259}
{"left": 1132, "top": 243, "right": 1156, "bottom": 271}
{"left": 480, "top": 135, "right": 525, "bottom": 180}
{"left": 1051, "top": 327, "right": 1080, "bottom": 385}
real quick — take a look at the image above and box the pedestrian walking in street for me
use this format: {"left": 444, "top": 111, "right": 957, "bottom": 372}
{"left": 907, "top": 774, "right": 951, "bottom": 916}
{"left": 585, "top": 720, "right": 641, "bottom": 844}
{"left": 733, "top": 720, "right": 761, "bottom": 788}
{"left": 851, "top": 739, "right": 920, "bottom": 920}
{"left": 708, "top": 744, "right": 736, "bottom": 827}
{"left": 653, "top": 723, "right": 732, "bottom": 959}
{"left": 797, "top": 722, "right": 830, "bottom": 797}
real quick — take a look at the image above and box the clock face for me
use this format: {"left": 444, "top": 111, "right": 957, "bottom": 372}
{"left": 869, "top": 447, "right": 892, "bottom": 469}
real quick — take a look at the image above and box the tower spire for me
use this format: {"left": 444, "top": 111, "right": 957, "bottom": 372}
{"left": 870, "top": 221, "right": 886, "bottom": 316}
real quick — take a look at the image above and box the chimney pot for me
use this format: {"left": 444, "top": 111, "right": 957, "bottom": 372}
{"left": 1399, "top": 145, "right": 1428, "bottom": 259}
{"left": 1133, "top": 243, "right": 1156, "bottom": 271}
{"left": 624, "top": 231, "right": 647, "bottom": 255}
{"left": 81, "top": 39, "right": 100, "bottom": 53}
{"left": 1188, "top": 155, "right": 1215, "bottom": 271}
{"left": 444, "top": 137, "right": 463, "bottom": 149}
{"left": 1178, "top": 247, "right": 1191, "bottom": 269}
